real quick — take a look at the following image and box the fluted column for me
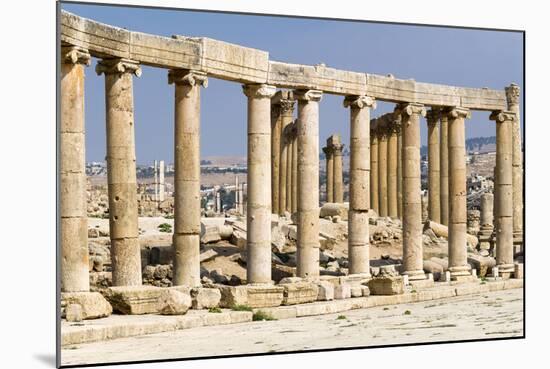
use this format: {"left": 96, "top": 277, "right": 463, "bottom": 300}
{"left": 169, "top": 69, "right": 207, "bottom": 287}
{"left": 243, "top": 84, "right": 276, "bottom": 284}
{"left": 505, "top": 84, "right": 523, "bottom": 247}
{"left": 440, "top": 114, "right": 449, "bottom": 226}
{"left": 397, "top": 103, "right": 426, "bottom": 281}
{"left": 344, "top": 95, "right": 376, "bottom": 275}
{"left": 295, "top": 89, "right": 323, "bottom": 279}
{"left": 324, "top": 145, "right": 334, "bottom": 203}
{"left": 377, "top": 117, "right": 389, "bottom": 217}
{"left": 96, "top": 58, "right": 142, "bottom": 286}
{"left": 291, "top": 126, "right": 298, "bottom": 214}
{"left": 370, "top": 120, "right": 379, "bottom": 214}
{"left": 491, "top": 110, "right": 516, "bottom": 278}
{"left": 61, "top": 46, "right": 91, "bottom": 292}
{"left": 446, "top": 107, "right": 471, "bottom": 280}
{"left": 387, "top": 118, "right": 399, "bottom": 218}
{"left": 426, "top": 108, "right": 441, "bottom": 223}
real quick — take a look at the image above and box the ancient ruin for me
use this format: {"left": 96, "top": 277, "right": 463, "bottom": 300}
{"left": 59, "top": 9, "right": 523, "bottom": 353}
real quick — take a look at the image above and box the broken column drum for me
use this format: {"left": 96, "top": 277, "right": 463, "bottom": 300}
{"left": 96, "top": 58, "right": 142, "bottom": 287}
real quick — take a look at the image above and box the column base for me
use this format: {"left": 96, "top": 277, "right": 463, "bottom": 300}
{"left": 497, "top": 263, "right": 515, "bottom": 279}
{"left": 402, "top": 269, "right": 426, "bottom": 281}
{"left": 449, "top": 265, "right": 472, "bottom": 282}
{"left": 61, "top": 291, "right": 112, "bottom": 321}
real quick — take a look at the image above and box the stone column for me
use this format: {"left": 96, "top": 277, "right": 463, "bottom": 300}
{"left": 387, "top": 118, "right": 399, "bottom": 218}
{"left": 279, "top": 126, "right": 289, "bottom": 215}
{"left": 159, "top": 160, "right": 165, "bottom": 201}
{"left": 243, "top": 84, "right": 276, "bottom": 284}
{"left": 440, "top": 114, "right": 449, "bottom": 226}
{"left": 426, "top": 108, "right": 441, "bottom": 223}
{"left": 396, "top": 116, "right": 403, "bottom": 218}
{"left": 169, "top": 70, "right": 207, "bottom": 287}
{"left": 370, "top": 120, "right": 379, "bottom": 214}
{"left": 479, "top": 192, "right": 494, "bottom": 252}
{"left": 344, "top": 95, "right": 376, "bottom": 275}
{"left": 505, "top": 84, "right": 523, "bottom": 247}
{"left": 153, "top": 160, "right": 159, "bottom": 201}
{"left": 324, "top": 145, "right": 334, "bottom": 203}
{"left": 490, "top": 110, "right": 516, "bottom": 278}
{"left": 397, "top": 103, "right": 426, "bottom": 281}
{"left": 96, "top": 58, "right": 142, "bottom": 286}
{"left": 377, "top": 117, "right": 389, "bottom": 217}
{"left": 291, "top": 126, "right": 299, "bottom": 214}
{"left": 332, "top": 137, "right": 344, "bottom": 203}
{"left": 271, "top": 100, "right": 282, "bottom": 215}
{"left": 286, "top": 127, "right": 293, "bottom": 212}
{"left": 295, "top": 90, "right": 323, "bottom": 279}
{"left": 446, "top": 107, "right": 471, "bottom": 280}
{"left": 61, "top": 46, "right": 91, "bottom": 292}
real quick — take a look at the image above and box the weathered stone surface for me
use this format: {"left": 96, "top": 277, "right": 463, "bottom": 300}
{"left": 320, "top": 202, "right": 349, "bottom": 221}
{"left": 61, "top": 291, "right": 112, "bottom": 320}
{"left": 367, "top": 276, "right": 404, "bottom": 295}
{"left": 199, "top": 249, "right": 218, "bottom": 263}
{"left": 281, "top": 282, "right": 319, "bottom": 305}
{"left": 66, "top": 304, "right": 84, "bottom": 322}
{"left": 217, "top": 285, "right": 248, "bottom": 308}
{"left": 316, "top": 281, "right": 335, "bottom": 301}
{"left": 361, "top": 285, "right": 371, "bottom": 297}
{"left": 514, "top": 263, "right": 524, "bottom": 279}
{"left": 350, "top": 285, "right": 363, "bottom": 298}
{"left": 157, "top": 289, "right": 191, "bottom": 315}
{"left": 247, "top": 285, "right": 284, "bottom": 308}
{"left": 104, "top": 286, "right": 163, "bottom": 315}
{"left": 468, "top": 255, "right": 496, "bottom": 278}
{"left": 190, "top": 288, "right": 221, "bottom": 309}
{"left": 334, "top": 284, "right": 351, "bottom": 299}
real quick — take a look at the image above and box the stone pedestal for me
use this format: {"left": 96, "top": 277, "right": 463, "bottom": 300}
{"left": 377, "top": 117, "right": 389, "bottom": 217}
{"left": 169, "top": 69, "right": 207, "bottom": 287}
{"left": 243, "top": 84, "right": 276, "bottom": 284}
{"left": 61, "top": 45, "right": 91, "bottom": 293}
{"left": 295, "top": 90, "right": 323, "bottom": 279}
{"left": 440, "top": 114, "right": 449, "bottom": 226}
{"left": 397, "top": 103, "right": 426, "bottom": 281}
{"left": 344, "top": 95, "right": 376, "bottom": 275}
{"left": 491, "top": 110, "right": 516, "bottom": 278}
{"left": 426, "top": 108, "right": 441, "bottom": 223}
{"left": 96, "top": 58, "right": 142, "bottom": 286}
{"left": 446, "top": 107, "right": 471, "bottom": 280}
{"left": 370, "top": 121, "right": 379, "bottom": 214}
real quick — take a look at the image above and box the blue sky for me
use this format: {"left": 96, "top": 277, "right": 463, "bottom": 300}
{"left": 61, "top": 2, "right": 523, "bottom": 164}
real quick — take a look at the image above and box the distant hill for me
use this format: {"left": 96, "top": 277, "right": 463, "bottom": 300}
{"left": 421, "top": 136, "right": 496, "bottom": 156}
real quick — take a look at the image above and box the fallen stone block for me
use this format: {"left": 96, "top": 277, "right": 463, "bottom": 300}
{"left": 281, "top": 282, "right": 319, "bottom": 305}
{"left": 367, "top": 276, "right": 404, "bottom": 295}
{"left": 157, "top": 289, "right": 191, "bottom": 315}
{"left": 334, "top": 284, "right": 351, "bottom": 299}
{"left": 61, "top": 291, "right": 112, "bottom": 320}
{"left": 320, "top": 202, "right": 349, "bottom": 221}
{"left": 230, "top": 230, "right": 247, "bottom": 249}
{"left": 350, "top": 285, "right": 363, "bottom": 298}
{"left": 424, "top": 220, "right": 479, "bottom": 247}
{"left": 361, "top": 285, "right": 371, "bottom": 297}
{"left": 467, "top": 254, "right": 496, "bottom": 277}
{"left": 191, "top": 287, "right": 222, "bottom": 309}
{"left": 247, "top": 285, "right": 284, "bottom": 308}
{"left": 200, "top": 249, "right": 218, "bottom": 263}
{"left": 65, "top": 304, "right": 83, "bottom": 322}
{"left": 217, "top": 285, "right": 248, "bottom": 308}
{"left": 200, "top": 224, "right": 221, "bottom": 244}
{"left": 423, "top": 260, "right": 444, "bottom": 281}
{"left": 514, "top": 263, "right": 524, "bottom": 279}
{"left": 316, "top": 281, "right": 334, "bottom": 301}
{"left": 104, "top": 286, "right": 163, "bottom": 315}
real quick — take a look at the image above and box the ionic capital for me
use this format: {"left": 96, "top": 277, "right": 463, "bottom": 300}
{"left": 168, "top": 69, "right": 208, "bottom": 87}
{"left": 242, "top": 84, "right": 276, "bottom": 99}
{"left": 95, "top": 58, "right": 142, "bottom": 77}
{"left": 396, "top": 102, "right": 426, "bottom": 118}
{"left": 62, "top": 45, "right": 91, "bottom": 66}
{"left": 445, "top": 106, "right": 471, "bottom": 120}
{"left": 343, "top": 95, "right": 376, "bottom": 109}
{"left": 294, "top": 89, "right": 323, "bottom": 102}
{"left": 490, "top": 110, "right": 516, "bottom": 123}
{"left": 505, "top": 83, "right": 520, "bottom": 106}
{"left": 425, "top": 108, "right": 441, "bottom": 125}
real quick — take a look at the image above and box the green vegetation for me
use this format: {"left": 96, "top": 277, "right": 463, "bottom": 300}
{"left": 158, "top": 223, "right": 172, "bottom": 233}
{"left": 231, "top": 304, "right": 253, "bottom": 312}
{"left": 404, "top": 310, "right": 412, "bottom": 315}
{"left": 208, "top": 307, "right": 222, "bottom": 313}
{"left": 336, "top": 315, "right": 347, "bottom": 320}
{"left": 253, "top": 310, "right": 277, "bottom": 321}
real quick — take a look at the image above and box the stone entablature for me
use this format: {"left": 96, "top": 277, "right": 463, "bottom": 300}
{"left": 61, "top": 10, "right": 506, "bottom": 111}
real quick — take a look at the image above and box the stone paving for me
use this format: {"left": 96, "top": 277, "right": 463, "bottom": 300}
{"left": 61, "top": 288, "right": 523, "bottom": 366}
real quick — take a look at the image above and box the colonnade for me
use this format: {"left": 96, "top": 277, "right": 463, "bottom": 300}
{"left": 322, "top": 134, "right": 345, "bottom": 203}
{"left": 60, "top": 29, "right": 522, "bottom": 298}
